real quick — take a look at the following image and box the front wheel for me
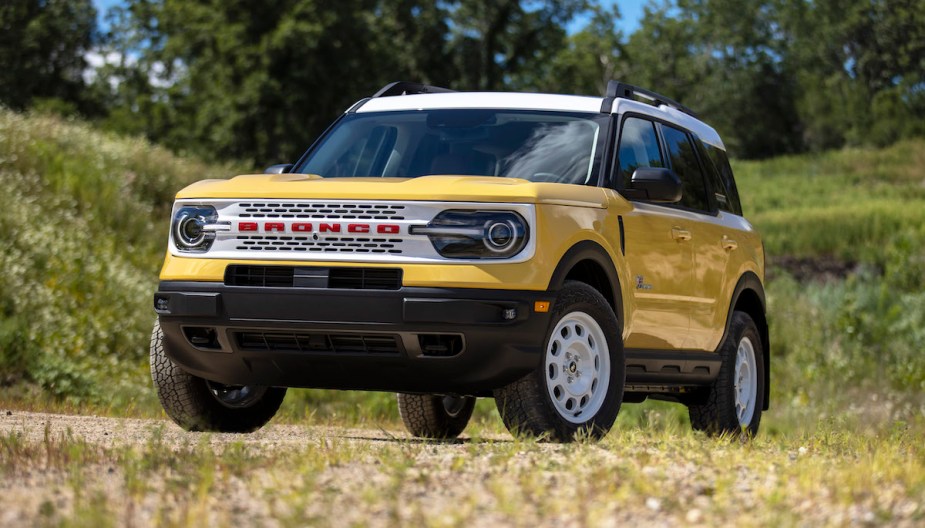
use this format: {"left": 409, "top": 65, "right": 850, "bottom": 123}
{"left": 397, "top": 393, "right": 476, "bottom": 439}
{"left": 150, "top": 322, "right": 286, "bottom": 433}
{"left": 688, "top": 311, "right": 765, "bottom": 436}
{"left": 494, "top": 281, "right": 624, "bottom": 442}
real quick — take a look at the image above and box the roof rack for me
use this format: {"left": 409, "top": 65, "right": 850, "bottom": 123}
{"left": 600, "top": 80, "right": 698, "bottom": 117}
{"left": 372, "top": 81, "right": 455, "bottom": 98}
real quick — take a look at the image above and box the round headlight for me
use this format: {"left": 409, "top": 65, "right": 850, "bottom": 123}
{"left": 485, "top": 220, "right": 517, "bottom": 252}
{"left": 411, "top": 210, "right": 529, "bottom": 259}
{"left": 172, "top": 205, "right": 219, "bottom": 252}
{"left": 176, "top": 214, "right": 206, "bottom": 247}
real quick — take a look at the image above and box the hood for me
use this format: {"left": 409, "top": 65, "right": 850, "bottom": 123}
{"left": 175, "top": 174, "right": 609, "bottom": 208}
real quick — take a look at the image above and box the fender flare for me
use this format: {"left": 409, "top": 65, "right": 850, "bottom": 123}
{"left": 547, "top": 240, "right": 624, "bottom": 327}
{"left": 720, "top": 271, "right": 770, "bottom": 410}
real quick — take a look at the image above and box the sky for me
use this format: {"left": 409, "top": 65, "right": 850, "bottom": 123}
{"left": 92, "top": 0, "right": 648, "bottom": 35}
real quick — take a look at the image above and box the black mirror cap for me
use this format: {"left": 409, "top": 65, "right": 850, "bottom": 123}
{"left": 628, "top": 167, "right": 682, "bottom": 203}
{"left": 264, "top": 163, "right": 293, "bottom": 174}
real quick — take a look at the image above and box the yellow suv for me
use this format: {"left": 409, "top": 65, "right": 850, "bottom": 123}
{"left": 150, "top": 81, "right": 768, "bottom": 441}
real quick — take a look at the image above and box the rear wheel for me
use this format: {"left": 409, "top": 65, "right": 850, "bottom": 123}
{"left": 397, "top": 393, "right": 476, "bottom": 439}
{"left": 688, "top": 311, "right": 765, "bottom": 436}
{"left": 494, "top": 281, "right": 624, "bottom": 442}
{"left": 150, "top": 322, "right": 286, "bottom": 433}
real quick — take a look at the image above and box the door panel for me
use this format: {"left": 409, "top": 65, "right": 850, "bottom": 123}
{"left": 686, "top": 215, "right": 728, "bottom": 350}
{"left": 688, "top": 212, "right": 761, "bottom": 351}
{"left": 622, "top": 203, "right": 694, "bottom": 350}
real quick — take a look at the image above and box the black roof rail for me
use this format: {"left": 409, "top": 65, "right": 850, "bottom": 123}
{"left": 372, "top": 81, "right": 455, "bottom": 98}
{"left": 600, "top": 80, "right": 698, "bottom": 117}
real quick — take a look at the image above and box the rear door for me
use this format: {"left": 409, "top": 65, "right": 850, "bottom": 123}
{"left": 658, "top": 124, "right": 729, "bottom": 351}
{"left": 690, "top": 139, "right": 755, "bottom": 351}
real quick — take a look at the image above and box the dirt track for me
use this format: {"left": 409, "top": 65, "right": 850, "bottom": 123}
{"left": 1, "top": 410, "right": 922, "bottom": 527}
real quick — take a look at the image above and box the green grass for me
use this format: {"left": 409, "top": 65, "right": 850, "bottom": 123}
{"left": 734, "top": 139, "right": 925, "bottom": 263}
{"left": 2, "top": 416, "right": 924, "bottom": 526}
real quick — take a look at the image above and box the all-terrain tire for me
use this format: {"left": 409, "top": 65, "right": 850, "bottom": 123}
{"left": 689, "top": 311, "right": 765, "bottom": 436}
{"left": 150, "top": 321, "right": 286, "bottom": 433}
{"left": 397, "top": 393, "right": 476, "bottom": 439}
{"left": 494, "top": 281, "right": 624, "bottom": 442}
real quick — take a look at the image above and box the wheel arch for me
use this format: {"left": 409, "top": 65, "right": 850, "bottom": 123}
{"left": 723, "top": 272, "right": 770, "bottom": 410}
{"left": 547, "top": 241, "right": 623, "bottom": 328}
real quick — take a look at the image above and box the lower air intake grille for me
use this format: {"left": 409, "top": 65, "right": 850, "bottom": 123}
{"left": 225, "top": 266, "right": 402, "bottom": 290}
{"left": 225, "top": 265, "right": 294, "bottom": 287}
{"left": 235, "top": 332, "right": 401, "bottom": 355}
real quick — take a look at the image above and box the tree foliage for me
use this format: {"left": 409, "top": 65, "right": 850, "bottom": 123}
{"left": 0, "top": 0, "right": 97, "bottom": 112}
{"left": 92, "top": 0, "right": 591, "bottom": 164}
{"left": 5, "top": 0, "right": 923, "bottom": 162}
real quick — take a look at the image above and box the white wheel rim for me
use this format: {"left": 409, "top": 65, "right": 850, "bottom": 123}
{"left": 734, "top": 336, "right": 758, "bottom": 426}
{"left": 544, "top": 311, "right": 610, "bottom": 424}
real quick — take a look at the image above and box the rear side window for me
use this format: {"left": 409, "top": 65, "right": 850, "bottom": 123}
{"left": 661, "top": 125, "right": 709, "bottom": 212}
{"left": 701, "top": 142, "right": 743, "bottom": 215}
{"left": 616, "top": 117, "right": 664, "bottom": 188}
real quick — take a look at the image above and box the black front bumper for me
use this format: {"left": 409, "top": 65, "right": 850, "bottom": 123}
{"left": 154, "top": 281, "right": 555, "bottom": 395}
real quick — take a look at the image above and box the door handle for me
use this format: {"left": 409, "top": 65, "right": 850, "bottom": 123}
{"left": 671, "top": 227, "right": 692, "bottom": 241}
{"left": 722, "top": 236, "right": 738, "bottom": 250}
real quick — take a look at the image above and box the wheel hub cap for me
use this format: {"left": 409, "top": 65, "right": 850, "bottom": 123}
{"left": 544, "top": 311, "right": 611, "bottom": 424}
{"left": 734, "top": 336, "right": 758, "bottom": 426}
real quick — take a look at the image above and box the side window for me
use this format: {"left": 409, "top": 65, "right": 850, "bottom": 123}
{"left": 704, "top": 144, "right": 743, "bottom": 216}
{"left": 695, "top": 139, "right": 731, "bottom": 212}
{"left": 661, "top": 125, "right": 709, "bottom": 212}
{"left": 616, "top": 117, "right": 664, "bottom": 188}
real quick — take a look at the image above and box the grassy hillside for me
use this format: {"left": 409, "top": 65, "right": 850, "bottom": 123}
{"left": 735, "top": 140, "right": 925, "bottom": 262}
{"left": 0, "top": 108, "right": 923, "bottom": 433}
{"left": 0, "top": 109, "right": 242, "bottom": 408}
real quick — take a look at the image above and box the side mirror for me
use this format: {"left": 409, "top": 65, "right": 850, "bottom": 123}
{"left": 627, "top": 167, "right": 682, "bottom": 203}
{"left": 264, "top": 164, "right": 293, "bottom": 174}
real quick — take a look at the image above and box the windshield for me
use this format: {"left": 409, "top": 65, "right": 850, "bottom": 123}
{"left": 294, "top": 110, "right": 608, "bottom": 185}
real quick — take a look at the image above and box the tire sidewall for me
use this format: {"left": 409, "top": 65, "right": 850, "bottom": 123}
{"left": 733, "top": 315, "right": 765, "bottom": 434}
{"left": 150, "top": 321, "right": 285, "bottom": 433}
{"left": 537, "top": 282, "right": 624, "bottom": 439}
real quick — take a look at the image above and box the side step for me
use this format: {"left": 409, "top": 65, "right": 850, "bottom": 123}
{"left": 624, "top": 349, "right": 721, "bottom": 386}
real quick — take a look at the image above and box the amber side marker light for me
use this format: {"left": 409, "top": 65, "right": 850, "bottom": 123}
{"left": 534, "top": 301, "right": 550, "bottom": 313}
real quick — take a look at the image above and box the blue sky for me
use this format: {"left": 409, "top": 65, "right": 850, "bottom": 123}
{"left": 92, "top": 0, "right": 648, "bottom": 35}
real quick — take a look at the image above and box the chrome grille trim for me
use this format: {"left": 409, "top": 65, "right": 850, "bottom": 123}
{"left": 234, "top": 235, "right": 403, "bottom": 254}
{"left": 168, "top": 199, "right": 536, "bottom": 263}
{"left": 236, "top": 202, "right": 406, "bottom": 220}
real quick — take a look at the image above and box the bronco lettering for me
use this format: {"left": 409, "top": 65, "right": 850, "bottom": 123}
{"left": 236, "top": 222, "right": 401, "bottom": 234}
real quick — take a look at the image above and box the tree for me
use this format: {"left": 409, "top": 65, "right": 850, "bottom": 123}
{"left": 111, "top": 0, "right": 428, "bottom": 163}
{"left": 445, "top": 0, "right": 589, "bottom": 90}
{"left": 780, "top": 0, "right": 925, "bottom": 150}
{"left": 535, "top": 4, "right": 627, "bottom": 96}
{"left": 0, "top": 0, "right": 97, "bottom": 111}
{"left": 105, "top": 0, "right": 590, "bottom": 164}
{"left": 621, "top": 0, "right": 801, "bottom": 158}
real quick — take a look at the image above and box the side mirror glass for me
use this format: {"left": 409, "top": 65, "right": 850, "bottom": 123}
{"left": 264, "top": 164, "right": 293, "bottom": 174}
{"left": 627, "top": 167, "right": 682, "bottom": 203}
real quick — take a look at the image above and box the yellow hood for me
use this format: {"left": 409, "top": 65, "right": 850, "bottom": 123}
{"left": 175, "top": 174, "right": 609, "bottom": 208}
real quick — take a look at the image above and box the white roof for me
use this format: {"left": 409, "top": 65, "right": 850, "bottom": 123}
{"left": 353, "top": 91, "right": 725, "bottom": 150}
{"left": 356, "top": 92, "right": 604, "bottom": 114}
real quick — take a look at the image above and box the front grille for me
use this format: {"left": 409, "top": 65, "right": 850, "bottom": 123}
{"left": 234, "top": 235, "right": 404, "bottom": 254}
{"left": 225, "top": 265, "right": 294, "bottom": 287}
{"left": 224, "top": 266, "right": 402, "bottom": 290}
{"left": 236, "top": 331, "right": 401, "bottom": 355}
{"left": 236, "top": 202, "right": 406, "bottom": 220}
{"left": 327, "top": 268, "right": 402, "bottom": 289}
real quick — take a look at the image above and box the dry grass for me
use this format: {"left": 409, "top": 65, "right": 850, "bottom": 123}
{"left": 1, "top": 410, "right": 923, "bottom": 527}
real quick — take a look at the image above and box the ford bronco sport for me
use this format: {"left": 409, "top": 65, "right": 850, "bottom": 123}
{"left": 150, "top": 81, "right": 768, "bottom": 441}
